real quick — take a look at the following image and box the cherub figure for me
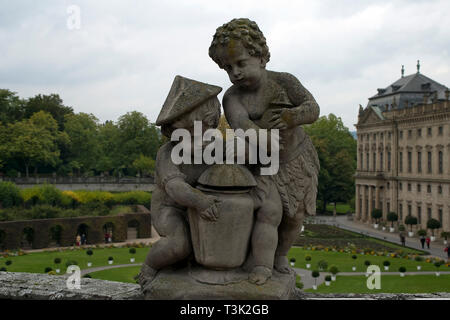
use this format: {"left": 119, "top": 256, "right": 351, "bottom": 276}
{"left": 138, "top": 75, "right": 222, "bottom": 292}
{"left": 209, "top": 18, "right": 320, "bottom": 279}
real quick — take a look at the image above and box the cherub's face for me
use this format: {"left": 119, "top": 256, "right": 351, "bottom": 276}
{"left": 216, "top": 40, "right": 266, "bottom": 90}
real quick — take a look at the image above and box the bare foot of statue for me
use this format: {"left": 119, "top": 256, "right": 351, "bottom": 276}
{"left": 248, "top": 266, "right": 272, "bottom": 285}
{"left": 137, "top": 264, "right": 157, "bottom": 292}
{"left": 274, "top": 255, "right": 291, "bottom": 274}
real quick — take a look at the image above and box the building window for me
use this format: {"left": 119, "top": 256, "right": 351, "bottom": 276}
{"left": 438, "top": 185, "right": 442, "bottom": 194}
{"left": 427, "top": 184, "right": 431, "bottom": 193}
{"left": 417, "top": 206, "right": 422, "bottom": 224}
{"left": 408, "top": 183, "right": 411, "bottom": 191}
{"left": 387, "top": 182, "right": 390, "bottom": 189}
{"left": 427, "top": 127, "right": 432, "bottom": 136}
{"left": 388, "top": 151, "right": 391, "bottom": 171}
{"left": 388, "top": 132, "right": 391, "bottom": 139}
{"left": 427, "top": 208, "right": 431, "bottom": 221}
{"left": 380, "top": 152, "right": 383, "bottom": 171}
{"left": 408, "top": 204, "right": 412, "bottom": 216}
{"left": 381, "top": 132, "right": 384, "bottom": 139}
{"left": 399, "top": 152, "right": 403, "bottom": 172}
{"left": 439, "top": 209, "right": 443, "bottom": 224}
{"left": 417, "top": 152, "right": 422, "bottom": 173}
{"left": 408, "top": 152, "right": 412, "bottom": 173}
{"left": 417, "top": 184, "right": 421, "bottom": 192}
{"left": 408, "top": 130, "right": 412, "bottom": 138}
{"left": 387, "top": 202, "right": 390, "bottom": 212}
{"left": 399, "top": 183, "right": 403, "bottom": 190}
{"left": 417, "top": 128, "right": 422, "bottom": 137}
{"left": 399, "top": 204, "right": 403, "bottom": 221}
{"left": 427, "top": 152, "right": 432, "bottom": 173}
{"left": 399, "top": 130, "right": 403, "bottom": 139}
{"left": 360, "top": 152, "right": 363, "bottom": 170}
{"left": 438, "top": 126, "right": 443, "bottom": 135}
{"left": 438, "top": 151, "right": 443, "bottom": 174}
{"left": 373, "top": 153, "right": 376, "bottom": 171}
{"left": 366, "top": 153, "right": 369, "bottom": 171}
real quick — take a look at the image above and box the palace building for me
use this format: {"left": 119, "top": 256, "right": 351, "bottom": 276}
{"left": 355, "top": 62, "right": 450, "bottom": 234}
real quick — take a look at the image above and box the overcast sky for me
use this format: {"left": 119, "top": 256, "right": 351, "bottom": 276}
{"left": 1, "top": 0, "right": 449, "bottom": 130}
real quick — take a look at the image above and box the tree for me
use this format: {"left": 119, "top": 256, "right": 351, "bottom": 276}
{"left": 132, "top": 154, "right": 155, "bottom": 177}
{"left": 24, "top": 94, "right": 73, "bottom": 130}
{"left": 387, "top": 212, "right": 398, "bottom": 228}
{"left": 116, "top": 111, "right": 161, "bottom": 172}
{"left": 303, "top": 114, "right": 357, "bottom": 212}
{"left": 0, "top": 89, "right": 26, "bottom": 124}
{"left": 63, "top": 113, "right": 101, "bottom": 174}
{"left": 426, "top": 218, "right": 441, "bottom": 237}
{"left": 97, "top": 120, "right": 121, "bottom": 174}
{"left": 6, "top": 111, "right": 64, "bottom": 177}
{"left": 371, "top": 209, "right": 382, "bottom": 224}
{"left": 405, "top": 215, "right": 418, "bottom": 232}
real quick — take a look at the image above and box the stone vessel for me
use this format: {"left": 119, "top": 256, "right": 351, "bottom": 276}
{"left": 188, "top": 164, "right": 256, "bottom": 269}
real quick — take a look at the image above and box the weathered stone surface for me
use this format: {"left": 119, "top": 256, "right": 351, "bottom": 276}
{"left": 295, "top": 289, "right": 450, "bottom": 300}
{"left": 1, "top": 272, "right": 449, "bottom": 300}
{"left": 143, "top": 267, "right": 297, "bottom": 300}
{"left": 0, "top": 272, "right": 143, "bottom": 300}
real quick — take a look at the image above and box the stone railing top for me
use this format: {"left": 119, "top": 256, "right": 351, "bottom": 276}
{"left": 0, "top": 176, "right": 154, "bottom": 184}
{"left": 1, "top": 272, "right": 449, "bottom": 300}
{"left": 0, "top": 272, "right": 143, "bottom": 300}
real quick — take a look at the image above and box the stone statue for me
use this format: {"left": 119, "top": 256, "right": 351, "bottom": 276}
{"left": 138, "top": 75, "right": 223, "bottom": 290}
{"left": 138, "top": 18, "right": 320, "bottom": 300}
{"left": 208, "top": 18, "right": 320, "bottom": 277}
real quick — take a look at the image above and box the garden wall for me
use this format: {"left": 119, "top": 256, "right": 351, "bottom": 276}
{"left": 0, "top": 208, "right": 151, "bottom": 250}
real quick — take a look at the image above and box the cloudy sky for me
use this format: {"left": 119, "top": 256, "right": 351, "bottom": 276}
{"left": 1, "top": 0, "right": 449, "bottom": 130}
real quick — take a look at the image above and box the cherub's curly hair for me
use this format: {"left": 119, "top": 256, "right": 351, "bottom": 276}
{"left": 209, "top": 18, "right": 270, "bottom": 68}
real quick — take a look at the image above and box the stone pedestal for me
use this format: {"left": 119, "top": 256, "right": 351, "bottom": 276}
{"left": 143, "top": 266, "right": 297, "bottom": 300}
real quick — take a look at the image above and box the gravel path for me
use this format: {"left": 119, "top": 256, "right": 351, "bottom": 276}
{"left": 81, "top": 263, "right": 143, "bottom": 276}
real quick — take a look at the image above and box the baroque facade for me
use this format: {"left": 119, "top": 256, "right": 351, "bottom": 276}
{"left": 355, "top": 64, "right": 450, "bottom": 235}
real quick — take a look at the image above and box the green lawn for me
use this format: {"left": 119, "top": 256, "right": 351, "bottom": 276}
{"left": 305, "top": 275, "right": 450, "bottom": 293}
{"left": 287, "top": 247, "right": 447, "bottom": 273}
{"left": 0, "top": 246, "right": 149, "bottom": 274}
{"left": 325, "top": 203, "right": 351, "bottom": 214}
{"left": 87, "top": 266, "right": 141, "bottom": 284}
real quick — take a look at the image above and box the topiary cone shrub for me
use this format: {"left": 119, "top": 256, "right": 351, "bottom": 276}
{"left": 427, "top": 219, "right": 441, "bottom": 237}
{"left": 387, "top": 212, "right": 398, "bottom": 228}
{"left": 311, "top": 270, "right": 320, "bottom": 290}
{"left": 371, "top": 209, "right": 382, "bottom": 224}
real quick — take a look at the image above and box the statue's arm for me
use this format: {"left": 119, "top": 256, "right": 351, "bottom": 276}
{"left": 272, "top": 72, "right": 320, "bottom": 127}
{"left": 223, "top": 89, "right": 274, "bottom": 154}
{"left": 155, "top": 143, "right": 218, "bottom": 220}
{"left": 165, "top": 177, "right": 211, "bottom": 210}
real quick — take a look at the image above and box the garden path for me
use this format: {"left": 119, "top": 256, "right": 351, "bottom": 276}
{"left": 318, "top": 216, "right": 448, "bottom": 260}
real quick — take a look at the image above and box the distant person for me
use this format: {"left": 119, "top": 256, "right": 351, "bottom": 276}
{"left": 75, "top": 234, "right": 81, "bottom": 247}
{"left": 400, "top": 233, "right": 406, "bottom": 247}
{"left": 445, "top": 244, "right": 449, "bottom": 260}
{"left": 425, "top": 236, "right": 431, "bottom": 249}
{"left": 81, "top": 234, "right": 87, "bottom": 245}
{"left": 108, "top": 231, "right": 113, "bottom": 243}
{"left": 419, "top": 235, "right": 426, "bottom": 249}
{"left": 104, "top": 232, "right": 109, "bottom": 244}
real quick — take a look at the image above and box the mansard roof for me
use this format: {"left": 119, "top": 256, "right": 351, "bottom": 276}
{"left": 369, "top": 72, "right": 447, "bottom": 100}
{"left": 366, "top": 72, "right": 448, "bottom": 112}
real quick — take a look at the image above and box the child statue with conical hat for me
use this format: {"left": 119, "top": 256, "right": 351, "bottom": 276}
{"left": 138, "top": 75, "right": 222, "bottom": 291}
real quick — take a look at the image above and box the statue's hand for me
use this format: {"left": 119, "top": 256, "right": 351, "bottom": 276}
{"left": 268, "top": 108, "right": 289, "bottom": 130}
{"left": 197, "top": 196, "right": 221, "bottom": 221}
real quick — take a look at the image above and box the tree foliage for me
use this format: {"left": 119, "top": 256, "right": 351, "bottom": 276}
{"left": 304, "top": 114, "right": 356, "bottom": 212}
{"left": 0, "top": 89, "right": 163, "bottom": 177}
